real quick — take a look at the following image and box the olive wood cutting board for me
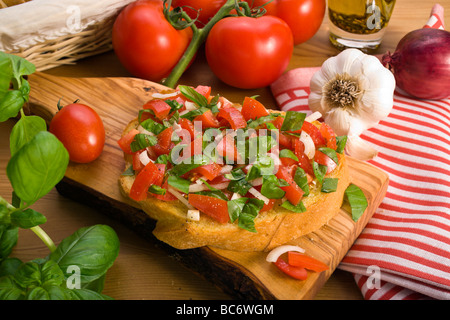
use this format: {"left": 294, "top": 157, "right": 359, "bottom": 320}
{"left": 27, "top": 72, "right": 389, "bottom": 300}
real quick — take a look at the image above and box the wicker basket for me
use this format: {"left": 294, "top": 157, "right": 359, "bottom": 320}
{"left": 0, "top": 0, "right": 134, "bottom": 71}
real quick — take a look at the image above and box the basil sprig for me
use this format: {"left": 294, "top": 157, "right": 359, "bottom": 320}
{"left": 0, "top": 53, "right": 119, "bottom": 300}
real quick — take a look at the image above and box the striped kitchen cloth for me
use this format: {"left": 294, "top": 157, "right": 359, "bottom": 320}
{"left": 271, "top": 66, "right": 450, "bottom": 300}
{"left": 270, "top": 4, "right": 449, "bottom": 300}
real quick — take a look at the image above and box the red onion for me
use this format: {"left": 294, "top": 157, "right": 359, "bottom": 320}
{"left": 382, "top": 28, "right": 450, "bottom": 100}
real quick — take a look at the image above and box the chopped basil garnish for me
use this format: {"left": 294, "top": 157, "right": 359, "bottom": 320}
{"left": 336, "top": 135, "right": 348, "bottom": 154}
{"left": 318, "top": 147, "right": 339, "bottom": 165}
{"left": 260, "top": 175, "right": 286, "bottom": 199}
{"left": 281, "top": 200, "right": 306, "bottom": 213}
{"left": 167, "top": 175, "right": 191, "bottom": 194}
{"left": 321, "top": 178, "right": 338, "bottom": 193}
{"left": 140, "top": 117, "right": 165, "bottom": 135}
{"left": 279, "top": 149, "right": 299, "bottom": 161}
{"left": 179, "top": 85, "right": 209, "bottom": 108}
{"left": 227, "top": 198, "right": 264, "bottom": 233}
{"left": 312, "top": 161, "right": 327, "bottom": 183}
{"left": 280, "top": 111, "right": 306, "bottom": 131}
{"left": 130, "top": 133, "right": 157, "bottom": 152}
{"left": 148, "top": 185, "right": 167, "bottom": 195}
{"left": 344, "top": 184, "right": 368, "bottom": 222}
{"left": 293, "top": 167, "right": 310, "bottom": 196}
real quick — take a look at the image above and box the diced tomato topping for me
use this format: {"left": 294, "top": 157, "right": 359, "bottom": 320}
{"left": 152, "top": 127, "right": 173, "bottom": 156}
{"left": 293, "top": 138, "right": 314, "bottom": 176}
{"left": 261, "top": 198, "right": 276, "bottom": 212}
{"left": 130, "top": 161, "right": 164, "bottom": 202}
{"left": 193, "top": 110, "right": 220, "bottom": 128}
{"left": 275, "top": 165, "right": 304, "bottom": 205}
{"left": 143, "top": 99, "right": 171, "bottom": 120}
{"left": 274, "top": 257, "right": 308, "bottom": 280}
{"left": 241, "top": 97, "right": 269, "bottom": 121}
{"left": 190, "top": 163, "right": 223, "bottom": 181}
{"left": 188, "top": 194, "right": 230, "bottom": 223}
{"left": 178, "top": 118, "right": 195, "bottom": 141}
{"left": 194, "top": 85, "right": 211, "bottom": 99}
{"left": 288, "top": 252, "right": 329, "bottom": 272}
{"left": 217, "top": 134, "right": 240, "bottom": 162}
{"left": 271, "top": 116, "right": 284, "bottom": 129}
{"left": 320, "top": 123, "right": 337, "bottom": 150}
{"left": 279, "top": 156, "right": 297, "bottom": 167}
{"left": 217, "top": 105, "right": 247, "bottom": 129}
{"left": 300, "top": 121, "right": 326, "bottom": 147}
{"left": 154, "top": 180, "right": 178, "bottom": 201}
{"left": 132, "top": 150, "right": 146, "bottom": 172}
{"left": 314, "top": 150, "right": 337, "bottom": 173}
{"left": 117, "top": 129, "right": 140, "bottom": 155}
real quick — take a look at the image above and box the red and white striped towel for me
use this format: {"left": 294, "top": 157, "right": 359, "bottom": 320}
{"left": 270, "top": 4, "right": 449, "bottom": 300}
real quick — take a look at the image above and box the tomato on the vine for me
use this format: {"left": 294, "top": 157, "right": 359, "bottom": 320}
{"left": 49, "top": 102, "right": 105, "bottom": 164}
{"left": 112, "top": 0, "right": 193, "bottom": 82}
{"left": 245, "top": 0, "right": 326, "bottom": 45}
{"left": 205, "top": 15, "right": 293, "bottom": 89}
{"left": 171, "top": 0, "right": 227, "bottom": 26}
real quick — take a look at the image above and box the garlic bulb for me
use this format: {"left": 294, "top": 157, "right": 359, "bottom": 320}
{"left": 308, "top": 49, "right": 395, "bottom": 161}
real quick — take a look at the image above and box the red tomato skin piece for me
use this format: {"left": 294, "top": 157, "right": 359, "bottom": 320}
{"left": 117, "top": 129, "right": 140, "bottom": 155}
{"left": 129, "top": 161, "right": 160, "bottom": 202}
{"left": 188, "top": 194, "right": 230, "bottom": 224}
{"left": 287, "top": 251, "right": 329, "bottom": 272}
{"left": 274, "top": 257, "right": 308, "bottom": 280}
{"left": 241, "top": 97, "right": 269, "bottom": 121}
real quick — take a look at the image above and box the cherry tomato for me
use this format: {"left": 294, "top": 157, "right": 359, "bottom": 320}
{"left": 171, "top": 0, "right": 227, "bottom": 26}
{"left": 112, "top": 0, "right": 193, "bottom": 82}
{"left": 245, "top": 0, "right": 326, "bottom": 45}
{"left": 49, "top": 103, "right": 105, "bottom": 163}
{"left": 205, "top": 15, "right": 293, "bottom": 89}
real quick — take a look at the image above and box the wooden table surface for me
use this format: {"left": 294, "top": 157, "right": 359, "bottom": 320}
{"left": 1, "top": 0, "right": 448, "bottom": 300}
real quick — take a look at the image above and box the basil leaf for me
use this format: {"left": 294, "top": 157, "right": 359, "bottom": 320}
{"left": 179, "top": 106, "right": 209, "bottom": 120}
{"left": 312, "top": 161, "right": 327, "bottom": 184}
{"left": 0, "top": 224, "right": 18, "bottom": 262}
{"left": 224, "top": 168, "right": 246, "bottom": 181}
{"left": 179, "top": 85, "right": 208, "bottom": 107}
{"left": 321, "top": 178, "right": 338, "bottom": 193}
{"left": 130, "top": 133, "right": 157, "bottom": 152}
{"left": 10, "top": 208, "right": 47, "bottom": 229}
{"left": 165, "top": 99, "right": 184, "bottom": 113}
{"left": 260, "top": 175, "right": 286, "bottom": 199}
{"left": 140, "top": 118, "right": 165, "bottom": 135}
{"left": 279, "top": 149, "right": 299, "bottom": 161}
{"left": 246, "top": 114, "right": 279, "bottom": 129}
{"left": 0, "top": 275, "right": 23, "bottom": 300}
{"left": 293, "top": 167, "right": 310, "bottom": 196}
{"left": 49, "top": 225, "right": 120, "bottom": 287}
{"left": 227, "top": 178, "right": 252, "bottom": 196}
{"left": 169, "top": 158, "right": 206, "bottom": 176}
{"left": 280, "top": 111, "right": 306, "bottom": 131}
{"left": 148, "top": 185, "right": 166, "bottom": 195}
{"left": 9, "top": 115, "right": 47, "bottom": 157}
{"left": 344, "top": 184, "right": 368, "bottom": 222}
{"left": 6, "top": 131, "right": 69, "bottom": 206}
{"left": 318, "top": 147, "right": 339, "bottom": 165}
{"left": 281, "top": 200, "right": 306, "bottom": 213}
{"left": 227, "top": 197, "right": 247, "bottom": 223}
{"left": 238, "top": 198, "right": 264, "bottom": 233}
{"left": 167, "top": 175, "right": 190, "bottom": 194}
{"left": 0, "top": 89, "right": 27, "bottom": 122}
{"left": 155, "top": 154, "right": 170, "bottom": 164}
{"left": 336, "top": 136, "right": 348, "bottom": 154}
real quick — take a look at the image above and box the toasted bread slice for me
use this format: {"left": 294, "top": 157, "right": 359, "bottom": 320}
{"left": 118, "top": 94, "right": 350, "bottom": 252}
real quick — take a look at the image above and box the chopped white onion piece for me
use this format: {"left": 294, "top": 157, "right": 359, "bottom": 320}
{"left": 187, "top": 209, "right": 200, "bottom": 221}
{"left": 300, "top": 130, "right": 315, "bottom": 159}
{"left": 184, "top": 101, "right": 197, "bottom": 111}
{"left": 137, "top": 125, "right": 155, "bottom": 136}
{"left": 138, "top": 150, "right": 152, "bottom": 166}
{"left": 231, "top": 193, "right": 242, "bottom": 200}
{"left": 151, "top": 91, "right": 179, "bottom": 99}
{"left": 305, "top": 111, "right": 322, "bottom": 123}
{"left": 220, "top": 165, "right": 233, "bottom": 174}
{"left": 266, "top": 245, "right": 305, "bottom": 263}
{"left": 248, "top": 187, "right": 269, "bottom": 205}
{"left": 250, "top": 177, "right": 263, "bottom": 187}
{"left": 167, "top": 187, "right": 194, "bottom": 209}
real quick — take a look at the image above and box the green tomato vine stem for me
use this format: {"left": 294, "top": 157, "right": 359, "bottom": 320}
{"left": 162, "top": 0, "right": 250, "bottom": 88}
